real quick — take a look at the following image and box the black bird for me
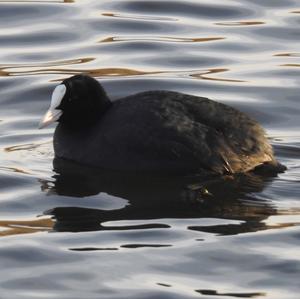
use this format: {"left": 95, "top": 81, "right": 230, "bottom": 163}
{"left": 39, "top": 74, "right": 285, "bottom": 176}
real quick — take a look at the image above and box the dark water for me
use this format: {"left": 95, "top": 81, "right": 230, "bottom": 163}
{"left": 0, "top": 0, "right": 300, "bottom": 298}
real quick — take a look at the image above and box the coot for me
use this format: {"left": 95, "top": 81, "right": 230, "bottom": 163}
{"left": 39, "top": 74, "right": 285, "bottom": 175}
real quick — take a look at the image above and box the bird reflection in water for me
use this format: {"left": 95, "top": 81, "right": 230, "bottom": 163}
{"left": 37, "top": 157, "right": 285, "bottom": 236}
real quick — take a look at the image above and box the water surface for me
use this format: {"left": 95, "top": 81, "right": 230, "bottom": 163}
{"left": 0, "top": 0, "right": 299, "bottom": 298}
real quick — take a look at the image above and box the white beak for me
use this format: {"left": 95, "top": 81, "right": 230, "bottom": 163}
{"left": 39, "top": 84, "right": 66, "bottom": 129}
{"left": 39, "top": 109, "right": 63, "bottom": 129}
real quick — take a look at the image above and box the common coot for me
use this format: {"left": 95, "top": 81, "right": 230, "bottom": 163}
{"left": 39, "top": 74, "right": 285, "bottom": 176}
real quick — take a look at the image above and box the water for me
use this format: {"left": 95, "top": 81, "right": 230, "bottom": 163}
{"left": 0, "top": 0, "right": 299, "bottom": 298}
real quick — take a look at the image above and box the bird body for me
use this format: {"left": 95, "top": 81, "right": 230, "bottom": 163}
{"left": 40, "top": 75, "right": 284, "bottom": 176}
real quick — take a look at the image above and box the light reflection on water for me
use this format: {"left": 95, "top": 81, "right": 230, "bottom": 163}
{"left": 0, "top": 0, "right": 299, "bottom": 298}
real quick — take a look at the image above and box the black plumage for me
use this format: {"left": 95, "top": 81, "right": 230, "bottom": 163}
{"left": 50, "top": 75, "right": 284, "bottom": 175}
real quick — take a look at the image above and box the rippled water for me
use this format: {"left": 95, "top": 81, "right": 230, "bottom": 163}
{"left": 0, "top": 0, "right": 300, "bottom": 298}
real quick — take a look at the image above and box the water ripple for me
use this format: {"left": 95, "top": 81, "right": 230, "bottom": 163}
{"left": 195, "top": 289, "right": 266, "bottom": 298}
{"left": 100, "top": 35, "right": 225, "bottom": 43}
{"left": 215, "top": 21, "right": 265, "bottom": 26}
{"left": 0, "top": 0, "right": 299, "bottom": 298}
{"left": 0, "top": 58, "right": 94, "bottom": 76}
{"left": 103, "top": 0, "right": 255, "bottom": 19}
{"left": 101, "top": 12, "right": 178, "bottom": 22}
{"left": 0, "top": 0, "right": 73, "bottom": 2}
{"left": 0, "top": 217, "right": 52, "bottom": 237}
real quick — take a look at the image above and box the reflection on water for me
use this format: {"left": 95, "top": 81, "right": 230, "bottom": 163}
{"left": 274, "top": 53, "right": 300, "bottom": 57}
{"left": 195, "top": 289, "right": 266, "bottom": 298}
{"left": 0, "top": 57, "right": 244, "bottom": 83}
{"left": 0, "top": 0, "right": 299, "bottom": 298}
{"left": 36, "top": 158, "right": 283, "bottom": 236}
{"left": 281, "top": 63, "right": 300, "bottom": 67}
{"left": 0, "top": 166, "right": 31, "bottom": 174}
{"left": 0, "top": 58, "right": 94, "bottom": 77}
{"left": 215, "top": 21, "right": 265, "bottom": 26}
{"left": 100, "top": 36, "right": 225, "bottom": 43}
{"left": 0, "top": 218, "right": 52, "bottom": 237}
{"left": 0, "top": 0, "right": 74, "bottom": 3}
{"left": 191, "top": 68, "right": 245, "bottom": 82}
{"left": 101, "top": 12, "right": 179, "bottom": 22}
{"left": 1, "top": 66, "right": 161, "bottom": 78}
{"left": 4, "top": 142, "right": 48, "bottom": 152}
